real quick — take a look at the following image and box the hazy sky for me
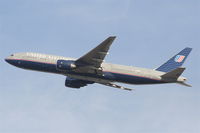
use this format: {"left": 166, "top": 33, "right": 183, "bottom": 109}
{"left": 0, "top": 0, "right": 199, "bottom": 133}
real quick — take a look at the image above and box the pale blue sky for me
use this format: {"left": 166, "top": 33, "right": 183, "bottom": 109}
{"left": 0, "top": 0, "right": 200, "bottom": 133}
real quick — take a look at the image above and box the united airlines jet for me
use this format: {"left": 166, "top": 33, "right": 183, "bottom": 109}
{"left": 5, "top": 37, "right": 192, "bottom": 91}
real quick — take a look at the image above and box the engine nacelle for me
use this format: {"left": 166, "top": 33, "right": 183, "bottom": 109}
{"left": 65, "top": 77, "right": 93, "bottom": 88}
{"left": 56, "top": 60, "right": 76, "bottom": 71}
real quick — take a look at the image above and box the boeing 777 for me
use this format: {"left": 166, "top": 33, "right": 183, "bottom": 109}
{"left": 5, "top": 36, "right": 192, "bottom": 91}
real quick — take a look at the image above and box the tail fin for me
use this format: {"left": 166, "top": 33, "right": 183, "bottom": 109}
{"left": 156, "top": 47, "right": 192, "bottom": 72}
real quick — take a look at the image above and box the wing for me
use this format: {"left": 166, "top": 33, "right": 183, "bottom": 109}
{"left": 99, "top": 82, "right": 134, "bottom": 91}
{"left": 74, "top": 36, "right": 116, "bottom": 74}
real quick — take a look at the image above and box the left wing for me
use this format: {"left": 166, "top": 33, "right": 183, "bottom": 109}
{"left": 74, "top": 36, "right": 116, "bottom": 74}
{"left": 100, "top": 82, "right": 134, "bottom": 91}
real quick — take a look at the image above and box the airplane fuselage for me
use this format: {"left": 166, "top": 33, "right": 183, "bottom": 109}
{"left": 5, "top": 52, "right": 185, "bottom": 86}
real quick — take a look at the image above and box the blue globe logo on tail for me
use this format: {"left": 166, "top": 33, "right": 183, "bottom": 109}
{"left": 175, "top": 55, "right": 185, "bottom": 63}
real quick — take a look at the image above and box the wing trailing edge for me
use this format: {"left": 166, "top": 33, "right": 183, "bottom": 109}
{"left": 74, "top": 36, "right": 116, "bottom": 74}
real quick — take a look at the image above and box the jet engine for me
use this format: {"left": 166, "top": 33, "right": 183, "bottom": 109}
{"left": 56, "top": 60, "right": 76, "bottom": 71}
{"left": 65, "top": 77, "right": 94, "bottom": 88}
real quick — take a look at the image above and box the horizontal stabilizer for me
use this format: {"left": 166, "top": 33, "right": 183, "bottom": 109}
{"left": 178, "top": 82, "right": 192, "bottom": 87}
{"left": 161, "top": 67, "right": 185, "bottom": 79}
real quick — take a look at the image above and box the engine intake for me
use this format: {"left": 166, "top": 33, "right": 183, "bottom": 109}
{"left": 57, "top": 60, "right": 76, "bottom": 71}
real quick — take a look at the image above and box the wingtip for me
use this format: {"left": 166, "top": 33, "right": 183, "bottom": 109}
{"left": 109, "top": 36, "right": 116, "bottom": 39}
{"left": 185, "top": 47, "right": 193, "bottom": 51}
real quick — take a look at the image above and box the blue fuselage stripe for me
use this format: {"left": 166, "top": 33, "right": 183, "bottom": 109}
{"left": 7, "top": 59, "right": 165, "bottom": 84}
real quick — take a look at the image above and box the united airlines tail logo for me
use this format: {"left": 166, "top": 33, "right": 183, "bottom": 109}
{"left": 175, "top": 55, "right": 185, "bottom": 62}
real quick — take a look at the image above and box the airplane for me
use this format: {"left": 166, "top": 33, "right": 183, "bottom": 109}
{"left": 5, "top": 36, "right": 192, "bottom": 91}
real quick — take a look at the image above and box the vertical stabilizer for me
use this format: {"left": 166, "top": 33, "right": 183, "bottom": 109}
{"left": 156, "top": 47, "right": 192, "bottom": 72}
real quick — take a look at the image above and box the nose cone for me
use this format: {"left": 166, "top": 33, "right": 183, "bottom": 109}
{"left": 5, "top": 55, "right": 21, "bottom": 67}
{"left": 5, "top": 57, "right": 12, "bottom": 65}
{"left": 5, "top": 57, "right": 9, "bottom": 63}
{"left": 5, "top": 55, "right": 15, "bottom": 65}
